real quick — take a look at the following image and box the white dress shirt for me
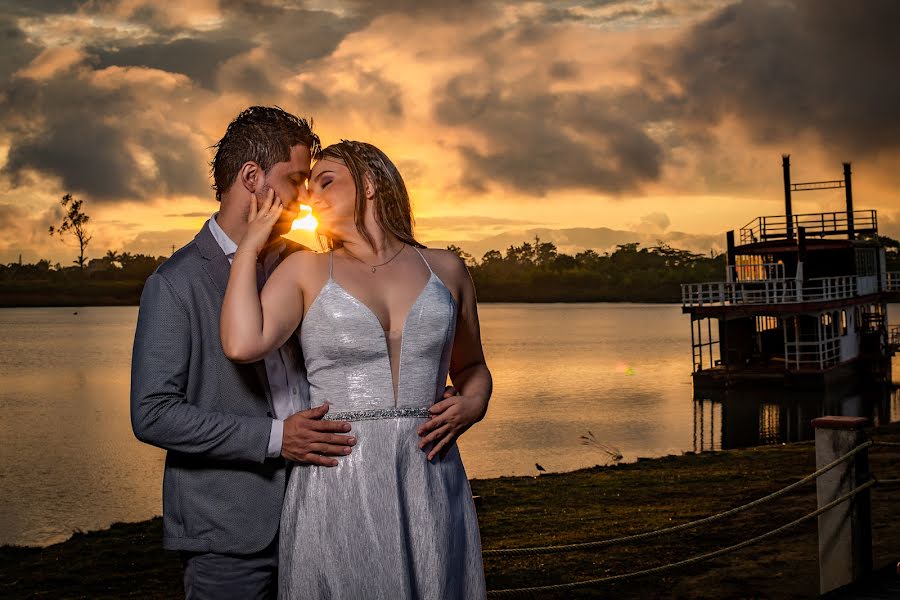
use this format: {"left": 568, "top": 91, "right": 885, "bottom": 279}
{"left": 209, "top": 213, "right": 305, "bottom": 458}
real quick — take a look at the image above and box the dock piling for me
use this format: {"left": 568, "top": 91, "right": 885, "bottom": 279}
{"left": 812, "top": 416, "right": 872, "bottom": 595}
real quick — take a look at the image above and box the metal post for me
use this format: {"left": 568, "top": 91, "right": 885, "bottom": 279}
{"left": 844, "top": 163, "right": 855, "bottom": 240}
{"left": 783, "top": 155, "right": 794, "bottom": 241}
{"left": 797, "top": 226, "right": 806, "bottom": 303}
{"left": 699, "top": 400, "right": 705, "bottom": 451}
{"left": 693, "top": 400, "right": 698, "bottom": 452}
{"left": 691, "top": 316, "right": 697, "bottom": 372}
{"left": 726, "top": 230, "right": 736, "bottom": 283}
{"left": 812, "top": 416, "right": 872, "bottom": 595}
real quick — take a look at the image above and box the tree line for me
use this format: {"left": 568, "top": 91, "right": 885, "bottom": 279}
{"left": 1, "top": 235, "right": 727, "bottom": 304}
{"left": 450, "top": 238, "right": 726, "bottom": 302}
{"left": 3, "top": 193, "right": 899, "bottom": 306}
{"left": 0, "top": 251, "right": 167, "bottom": 283}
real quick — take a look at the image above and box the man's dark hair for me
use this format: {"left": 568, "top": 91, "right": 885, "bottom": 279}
{"left": 210, "top": 106, "right": 320, "bottom": 201}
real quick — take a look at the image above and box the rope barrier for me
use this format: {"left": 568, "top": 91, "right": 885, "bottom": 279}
{"left": 486, "top": 478, "right": 877, "bottom": 598}
{"left": 482, "top": 441, "right": 873, "bottom": 558}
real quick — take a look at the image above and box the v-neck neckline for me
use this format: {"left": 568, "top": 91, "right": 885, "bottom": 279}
{"left": 328, "top": 273, "right": 435, "bottom": 405}
{"left": 329, "top": 272, "right": 435, "bottom": 335}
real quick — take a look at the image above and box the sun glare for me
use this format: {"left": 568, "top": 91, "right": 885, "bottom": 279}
{"left": 291, "top": 205, "right": 318, "bottom": 231}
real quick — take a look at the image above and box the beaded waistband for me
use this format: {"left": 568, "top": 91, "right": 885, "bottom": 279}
{"left": 321, "top": 407, "right": 433, "bottom": 422}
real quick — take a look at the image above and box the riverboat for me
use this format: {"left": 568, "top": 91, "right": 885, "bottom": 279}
{"left": 682, "top": 156, "right": 900, "bottom": 389}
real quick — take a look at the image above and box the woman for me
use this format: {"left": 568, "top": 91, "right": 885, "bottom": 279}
{"left": 220, "top": 140, "right": 490, "bottom": 598}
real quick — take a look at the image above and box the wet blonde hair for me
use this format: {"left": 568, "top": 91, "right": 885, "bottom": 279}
{"left": 315, "top": 140, "right": 422, "bottom": 250}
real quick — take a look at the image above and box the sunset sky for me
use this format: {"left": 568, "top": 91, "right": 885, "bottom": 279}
{"left": 1, "top": 0, "right": 899, "bottom": 265}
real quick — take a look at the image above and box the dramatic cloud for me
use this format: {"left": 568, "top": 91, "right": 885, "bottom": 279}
{"left": 0, "top": 0, "right": 89, "bottom": 18}
{"left": 632, "top": 211, "right": 671, "bottom": 233}
{"left": 1, "top": 63, "right": 212, "bottom": 202}
{"left": 0, "top": 203, "right": 28, "bottom": 230}
{"left": 0, "top": 200, "right": 66, "bottom": 263}
{"left": 662, "top": 0, "right": 900, "bottom": 158}
{"left": 0, "top": 16, "right": 41, "bottom": 83}
{"left": 435, "top": 75, "right": 664, "bottom": 195}
{"left": 1, "top": 0, "right": 898, "bottom": 263}
{"left": 92, "top": 38, "right": 255, "bottom": 89}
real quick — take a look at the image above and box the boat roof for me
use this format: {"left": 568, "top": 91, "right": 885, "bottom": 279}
{"left": 734, "top": 237, "right": 883, "bottom": 255}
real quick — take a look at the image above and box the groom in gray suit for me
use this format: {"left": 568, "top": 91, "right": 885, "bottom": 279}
{"left": 130, "top": 106, "right": 356, "bottom": 599}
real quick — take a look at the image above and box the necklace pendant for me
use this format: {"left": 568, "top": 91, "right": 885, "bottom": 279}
{"left": 371, "top": 266, "right": 377, "bottom": 273}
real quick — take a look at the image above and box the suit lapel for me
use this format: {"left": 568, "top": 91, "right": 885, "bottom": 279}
{"left": 201, "top": 252, "right": 231, "bottom": 298}
{"left": 196, "top": 221, "right": 231, "bottom": 297}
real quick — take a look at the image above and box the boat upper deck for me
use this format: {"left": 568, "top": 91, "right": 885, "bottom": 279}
{"left": 739, "top": 209, "right": 877, "bottom": 245}
{"left": 682, "top": 206, "right": 898, "bottom": 313}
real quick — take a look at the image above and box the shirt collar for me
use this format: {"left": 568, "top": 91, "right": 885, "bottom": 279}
{"left": 209, "top": 212, "right": 238, "bottom": 258}
{"left": 209, "top": 211, "right": 287, "bottom": 267}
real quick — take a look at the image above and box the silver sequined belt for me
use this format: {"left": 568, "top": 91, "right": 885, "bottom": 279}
{"left": 321, "top": 407, "right": 433, "bottom": 422}
{"left": 322, "top": 406, "right": 431, "bottom": 421}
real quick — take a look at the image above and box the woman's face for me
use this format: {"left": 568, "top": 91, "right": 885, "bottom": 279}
{"left": 307, "top": 157, "right": 359, "bottom": 237}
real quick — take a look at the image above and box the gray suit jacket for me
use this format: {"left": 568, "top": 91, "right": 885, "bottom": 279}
{"left": 130, "top": 221, "right": 308, "bottom": 554}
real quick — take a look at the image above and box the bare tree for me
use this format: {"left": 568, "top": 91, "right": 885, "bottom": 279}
{"left": 49, "top": 193, "right": 93, "bottom": 270}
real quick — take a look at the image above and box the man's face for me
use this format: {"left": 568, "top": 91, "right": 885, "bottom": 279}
{"left": 259, "top": 144, "right": 312, "bottom": 236}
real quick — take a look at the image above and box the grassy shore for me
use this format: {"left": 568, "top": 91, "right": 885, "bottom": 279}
{"left": 3, "top": 422, "right": 899, "bottom": 599}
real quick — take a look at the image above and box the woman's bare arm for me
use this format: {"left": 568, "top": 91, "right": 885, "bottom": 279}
{"left": 417, "top": 250, "right": 493, "bottom": 460}
{"left": 220, "top": 191, "right": 306, "bottom": 363}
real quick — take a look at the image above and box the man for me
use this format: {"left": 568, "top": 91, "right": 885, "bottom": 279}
{"left": 130, "top": 106, "right": 355, "bottom": 598}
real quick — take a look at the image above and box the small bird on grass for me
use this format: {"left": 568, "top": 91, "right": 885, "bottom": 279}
{"left": 535, "top": 463, "right": 546, "bottom": 473}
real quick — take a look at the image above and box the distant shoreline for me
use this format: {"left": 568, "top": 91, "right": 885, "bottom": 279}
{"left": 3, "top": 421, "right": 899, "bottom": 598}
{"left": 0, "top": 282, "right": 683, "bottom": 307}
{"left": 0, "top": 281, "right": 146, "bottom": 308}
{"left": 0, "top": 298, "right": 682, "bottom": 307}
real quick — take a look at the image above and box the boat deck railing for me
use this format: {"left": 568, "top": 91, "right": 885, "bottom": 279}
{"left": 682, "top": 275, "right": 858, "bottom": 307}
{"left": 739, "top": 210, "right": 877, "bottom": 244}
{"left": 784, "top": 335, "right": 842, "bottom": 370}
{"left": 885, "top": 271, "right": 900, "bottom": 292}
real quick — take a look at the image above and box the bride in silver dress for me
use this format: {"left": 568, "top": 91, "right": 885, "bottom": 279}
{"left": 220, "top": 140, "right": 491, "bottom": 599}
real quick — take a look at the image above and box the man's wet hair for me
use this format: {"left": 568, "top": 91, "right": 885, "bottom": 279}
{"left": 211, "top": 106, "right": 320, "bottom": 201}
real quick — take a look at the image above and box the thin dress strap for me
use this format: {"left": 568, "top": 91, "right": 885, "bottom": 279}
{"left": 411, "top": 246, "right": 433, "bottom": 274}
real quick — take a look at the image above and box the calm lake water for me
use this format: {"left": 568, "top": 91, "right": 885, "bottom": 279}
{"left": 1, "top": 304, "right": 897, "bottom": 547}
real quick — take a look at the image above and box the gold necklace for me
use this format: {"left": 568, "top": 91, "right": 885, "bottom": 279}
{"left": 342, "top": 244, "right": 406, "bottom": 273}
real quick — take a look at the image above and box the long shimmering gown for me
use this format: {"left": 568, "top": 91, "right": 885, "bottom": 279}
{"left": 279, "top": 248, "right": 486, "bottom": 599}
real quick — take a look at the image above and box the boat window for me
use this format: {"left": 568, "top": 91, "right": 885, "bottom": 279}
{"left": 855, "top": 248, "right": 876, "bottom": 276}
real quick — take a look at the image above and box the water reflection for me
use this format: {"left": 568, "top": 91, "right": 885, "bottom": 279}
{"left": 2, "top": 304, "right": 896, "bottom": 547}
{"left": 693, "top": 383, "right": 898, "bottom": 452}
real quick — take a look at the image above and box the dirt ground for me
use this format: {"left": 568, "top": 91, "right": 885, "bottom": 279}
{"left": 2, "top": 422, "right": 898, "bottom": 599}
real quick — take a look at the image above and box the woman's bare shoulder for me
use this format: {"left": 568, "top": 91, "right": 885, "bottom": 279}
{"left": 419, "top": 247, "right": 470, "bottom": 285}
{"left": 278, "top": 248, "right": 330, "bottom": 282}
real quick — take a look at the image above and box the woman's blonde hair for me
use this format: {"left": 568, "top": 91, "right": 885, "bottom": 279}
{"left": 314, "top": 140, "right": 422, "bottom": 250}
